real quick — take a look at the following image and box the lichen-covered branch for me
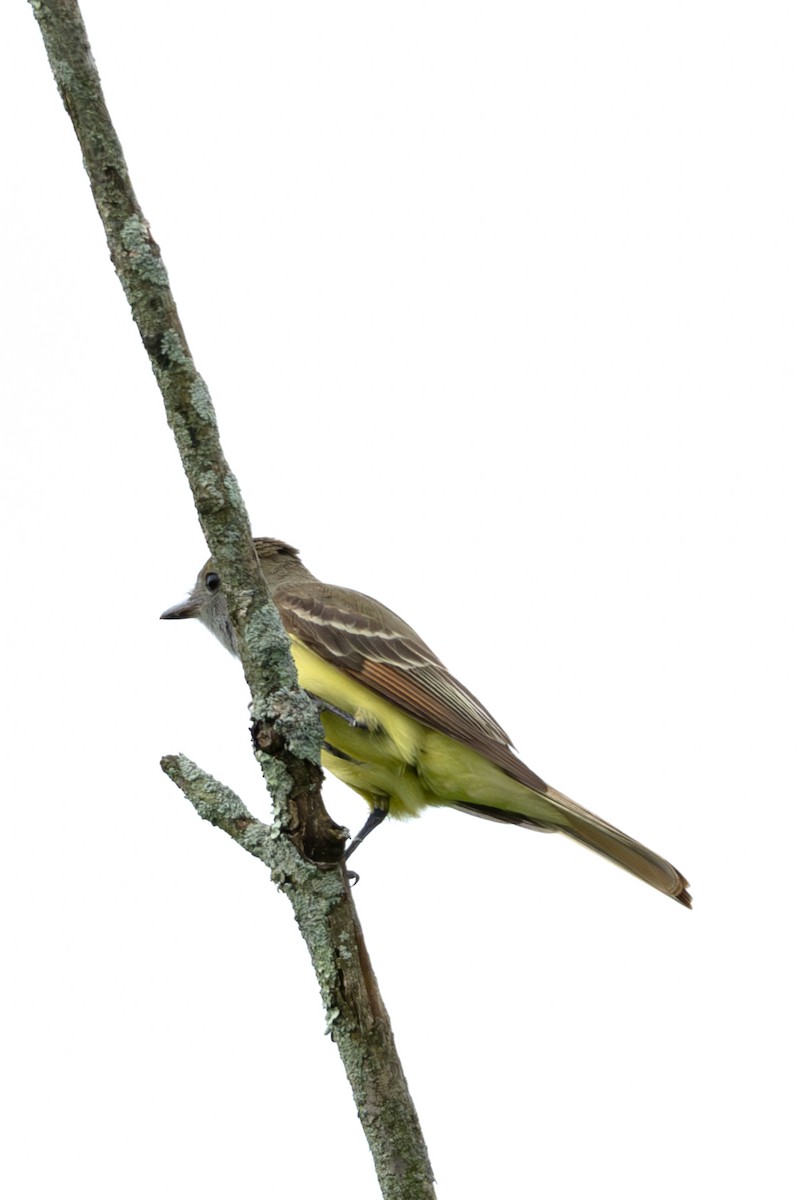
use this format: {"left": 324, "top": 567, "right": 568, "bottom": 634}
{"left": 161, "top": 755, "right": 436, "bottom": 1198}
{"left": 30, "top": 2, "right": 435, "bottom": 1195}
{"left": 28, "top": 0, "right": 330, "bottom": 856}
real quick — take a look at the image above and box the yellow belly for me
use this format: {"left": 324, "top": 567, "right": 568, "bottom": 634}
{"left": 290, "top": 639, "right": 556, "bottom": 824}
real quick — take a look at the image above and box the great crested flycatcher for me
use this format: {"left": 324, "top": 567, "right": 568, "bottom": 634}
{"left": 162, "top": 538, "right": 691, "bottom": 907}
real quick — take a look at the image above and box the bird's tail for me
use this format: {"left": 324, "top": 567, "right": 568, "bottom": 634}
{"left": 456, "top": 783, "right": 691, "bottom": 907}
{"left": 544, "top": 786, "right": 691, "bottom": 907}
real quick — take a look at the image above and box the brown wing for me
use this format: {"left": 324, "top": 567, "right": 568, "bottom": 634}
{"left": 271, "top": 581, "right": 550, "bottom": 793}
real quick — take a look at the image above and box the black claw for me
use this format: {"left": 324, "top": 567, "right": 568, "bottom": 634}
{"left": 310, "top": 694, "right": 368, "bottom": 729}
{"left": 344, "top": 805, "right": 389, "bottom": 862}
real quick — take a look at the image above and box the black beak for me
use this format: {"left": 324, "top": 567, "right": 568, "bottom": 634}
{"left": 160, "top": 597, "right": 200, "bottom": 620}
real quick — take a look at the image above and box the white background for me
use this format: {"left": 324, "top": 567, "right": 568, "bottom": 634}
{"left": 2, "top": 3, "right": 798, "bottom": 1197}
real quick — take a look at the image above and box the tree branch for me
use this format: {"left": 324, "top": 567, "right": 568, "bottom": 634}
{"left": 161, "top": 754, "right": 434, "bottom": 1196}
{"left": 30, "top": 2, "right": 435, "bottom": 1194}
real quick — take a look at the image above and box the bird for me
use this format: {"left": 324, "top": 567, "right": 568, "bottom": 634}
{"left": 162, "top": 537, "right": 691, "bottom": 907}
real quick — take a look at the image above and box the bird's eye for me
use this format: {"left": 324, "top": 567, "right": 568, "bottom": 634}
{"left": 205, "top": 571, "right": 221, "bottom": 593}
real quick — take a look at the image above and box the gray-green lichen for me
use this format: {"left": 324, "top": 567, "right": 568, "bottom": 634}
{"left": 121, "top": 215, "right": 168, "bottom": 285}
{"left": 159, "top": 329, "right": 189, "bottom": 367}
{"left": 189, "top": 377, "right": 216, "bottom": 418}
{"left": 52, "top": 57, "right": 74, "bottom": 87}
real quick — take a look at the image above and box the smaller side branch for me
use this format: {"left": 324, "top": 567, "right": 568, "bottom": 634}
{"left": 161, "top": 753, "right": 276, "bottom": 862}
